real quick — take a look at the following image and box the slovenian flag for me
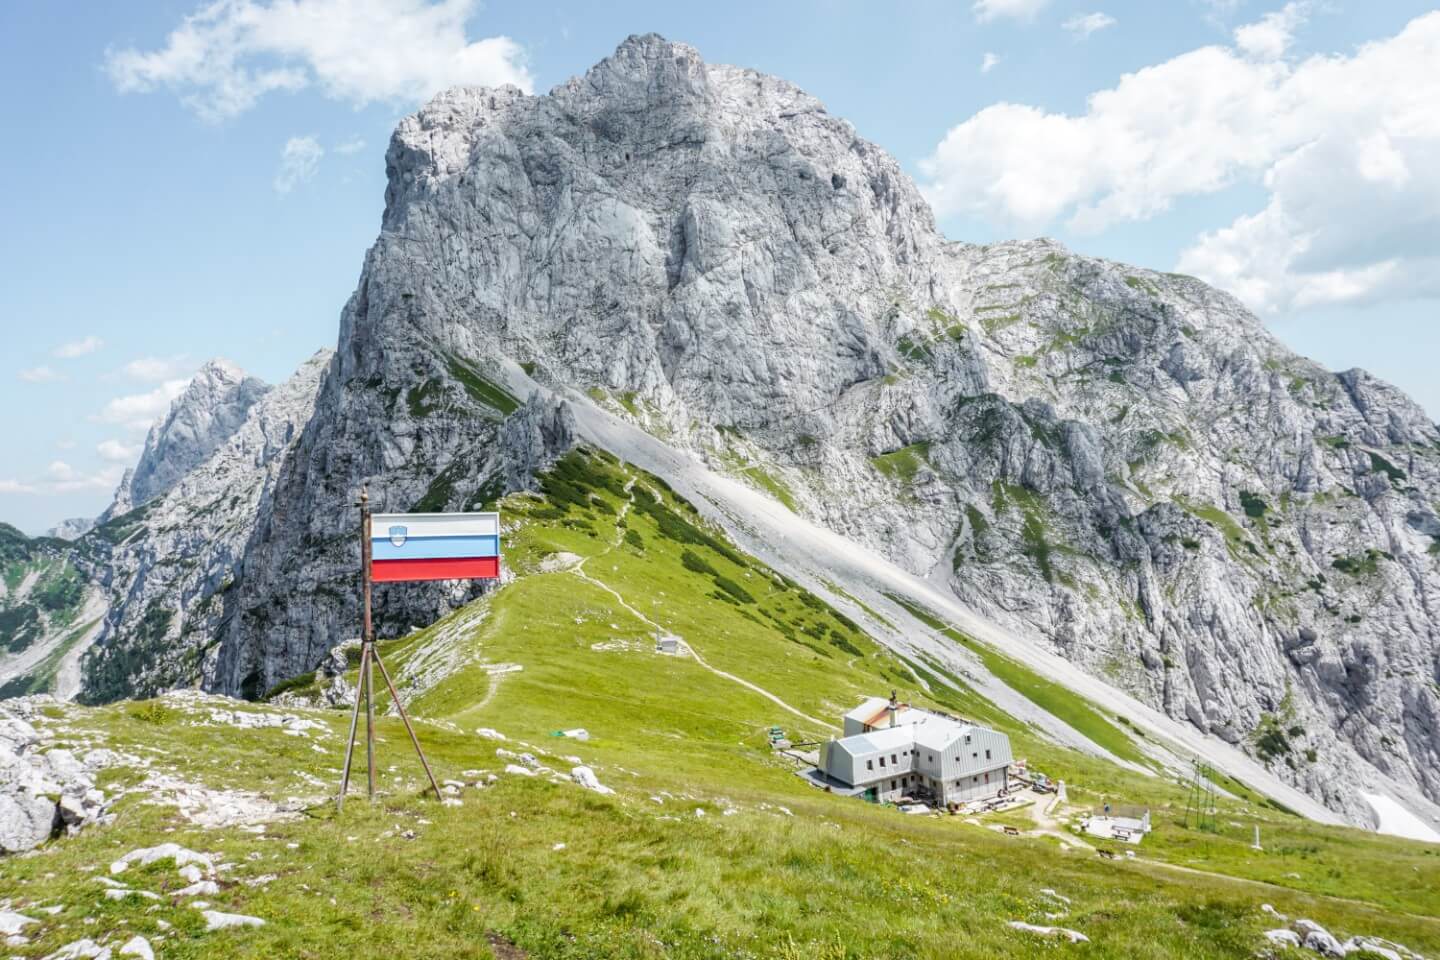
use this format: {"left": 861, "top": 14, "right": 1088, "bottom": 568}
{"left": 370, "top": 512, "right": 500, "bottom": 583}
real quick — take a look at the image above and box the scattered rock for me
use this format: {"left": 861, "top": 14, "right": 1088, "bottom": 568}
{"left": 570, "top": 767, "right": 614, "bottom": 795}
{"left": 1294, "top": 919, "right": 1345, "bottom": 957}
{"left": 1, "top": 704, "right": 118, "bottom": 854}
{"left": 41, "top": 938, "right": 109, "bottom": 959}
{"left": 111, "top": 843, "right": 213, "bottom": 875}
{"left": 201, "top": 909, "right": 266, "bottom": 931}
{"left": 504, "top": 764, "right": 535, "bottom": 777}
{"left": 118, "top": 936, "right": 155, "bottom": 960}
{"left": 104, "top": 888, "right": 161, "bottom": 901}
{"left": 135, "top": 771, "right": 306, "bottom": 829}
{"left": 475, "top": 728, "right": 507, "bottom": 741}
{"left": 1007, "top": 921, "right": 1089, "bottom": 943}
{"left": 1264, "top": 928, "right": 1301, "bottom": 948}
{"left": 175, "top": 880, "right": 221, "bottom": 897}
{"left": 0, "top": 911, "right": 37, "bottom": 936}
{"left": 1341, "top": 941, "right": 1402, "bottom": 960}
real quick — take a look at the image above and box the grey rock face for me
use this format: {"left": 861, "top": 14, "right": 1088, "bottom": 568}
{"left": 109, "top": 360, "right": 271, "bottom": 516}
{"left": 205, "top": 35, "right": 1438, "bottom": 822}
{"left": 73, "top": 353, "right": 330, "bottom": 702}
{"left": 210, "top": 385, "right": 575, "bottom": 698}
{"left": 46, "top": 518, "right": 95, "bottom": 541}
{"left": 0, "top": 700, "right": 113, "bottom": 853}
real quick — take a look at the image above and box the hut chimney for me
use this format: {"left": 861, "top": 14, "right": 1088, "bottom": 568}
{"left": 888, "top": 689, "right": 898, "bottom": 728}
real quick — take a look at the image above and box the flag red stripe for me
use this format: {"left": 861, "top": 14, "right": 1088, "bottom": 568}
{"left": 371, "top": 556, "right": 500, "bottom": 582}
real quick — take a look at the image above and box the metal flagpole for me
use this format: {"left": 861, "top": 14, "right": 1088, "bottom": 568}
{"left": 337, "top": 485, "right": 375, "bottom": 812}
{"left": 361, "top": 489, "right": 376, "bottom": 801}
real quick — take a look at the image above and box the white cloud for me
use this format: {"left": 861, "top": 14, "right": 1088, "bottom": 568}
{"left": 46, "top": 461, "right": 77, "bottom": 482}
{"left": 50, "top": 465, "right": 126, "bottom": 494}
{"left": 274, "top": 136, "right": 323, "bottom": 193}
{"left": 973, "top": 0, "right": 1049, "bottom": 23}
{"left": 1064, "top": 12, "right": 1116, "bottom": 38}
{"left": 919, "top": 10, "right": 1440, "bottom": 314}
{"left": 54, "top": 336, "right": 104, "bottom": 358}
{"left": 0, "top": 460, "right": 125, "bottom": 497}
{"left": 981, "top": 53, "right": 1001, "bottom": 74}
{"left": 334, "top": 137, "right": 366, "bottom": 155}
{"left": 95, "top": 379, "right": 189, "bottom": 431}
{"left": 1234, "top": 1, "right": 1310, "bottom": 60}
{"left": 105, "top": 0, "right": 533, "bottom": 122}
{"left": 98, "top": 439, "right": 143, "bottom": 463}
{"left": 122, "top": 355, "right": 193, "bottom": 381}
{"left": 18, "top": 365, "right": 65, "bottom": 383}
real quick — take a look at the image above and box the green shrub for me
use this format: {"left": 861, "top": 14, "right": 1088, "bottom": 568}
{"left": 1368, "top": 452, "right": 1407, "bottom": 483}
{"left": 130, "top": 700, "right": 174, "bottom": 725}
{"left": 713, "top": 576, "right": 756, "bottom": 604}
{"left": 680, "top": 550, "right": 717, "bottom": 577}
{"left": 1239, "top": 490, "right": 1268, "bottom": 519}
{"left": 265, "top": 671, "right": 318, "bottom": 701}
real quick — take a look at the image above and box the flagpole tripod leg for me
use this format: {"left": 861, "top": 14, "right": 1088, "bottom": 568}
{"left": 371, "top": 646, "right": 443, "bottom": 801}
{"left": 365, "top": 641, "right": 376, "bottom": 800}
{"left": 337, "top": 642, "right": 370, "bottom": 812}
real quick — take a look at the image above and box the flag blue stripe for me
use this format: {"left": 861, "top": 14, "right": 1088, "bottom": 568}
{"left": 370, "top": 534, "right": 499, "bottom": 561}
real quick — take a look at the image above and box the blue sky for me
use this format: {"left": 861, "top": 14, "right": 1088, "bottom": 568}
{"left": 3, "top": 0, "right": 1438, "bottom": 534}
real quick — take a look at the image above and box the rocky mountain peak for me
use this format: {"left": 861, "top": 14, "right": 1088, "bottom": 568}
{"left": 109, "top": 359, "right": 271, "bottom": 514}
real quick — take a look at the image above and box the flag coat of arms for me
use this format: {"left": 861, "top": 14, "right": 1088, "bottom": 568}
{"left": 369, "top": 512, "right": 500, "bottom": 582}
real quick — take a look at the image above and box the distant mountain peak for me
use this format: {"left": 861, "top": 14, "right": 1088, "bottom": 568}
{"left": 107, "top": 359, "right": 271, "bottom": 514}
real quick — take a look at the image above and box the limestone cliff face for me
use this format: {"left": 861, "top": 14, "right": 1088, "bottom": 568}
{"left": 107, "top": 360, "right": 271, "bottom": 517}
{"left": 12, "top": 35, "right": 1437, "bottom": 823}
{"left": 211, "top": 35, "right": 1438, "bottom": 821}
{"left": 72, "top": 353, "right": 331, "bottom": 702}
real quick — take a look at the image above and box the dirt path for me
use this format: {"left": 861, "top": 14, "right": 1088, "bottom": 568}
{"left": 568, "top": 474, "right": 835, "bottom": 733}
{"left": 1022, "top": 789, "right": 1095, "bottom": 851}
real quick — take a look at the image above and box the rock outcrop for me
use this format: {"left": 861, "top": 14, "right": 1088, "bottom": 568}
{"left": 0, "top": 698, "right": 114, "bottom": 853}
{"left": 107, "top": 359, "right": 271, "bottom": 517}
{"left": 72, "top": 353, "right": 331, "bottom": 702}
{"left": 46, "top": 518, "right": 96, "bottom": 541}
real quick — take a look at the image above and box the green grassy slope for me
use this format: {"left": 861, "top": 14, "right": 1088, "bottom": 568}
{"left": 2, "top": 451, "right": 1437, "bottom": 959}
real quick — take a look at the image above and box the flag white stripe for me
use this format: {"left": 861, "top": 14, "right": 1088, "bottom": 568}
{"left": 371, "top": 512, "right": 499, "bottom": 539}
